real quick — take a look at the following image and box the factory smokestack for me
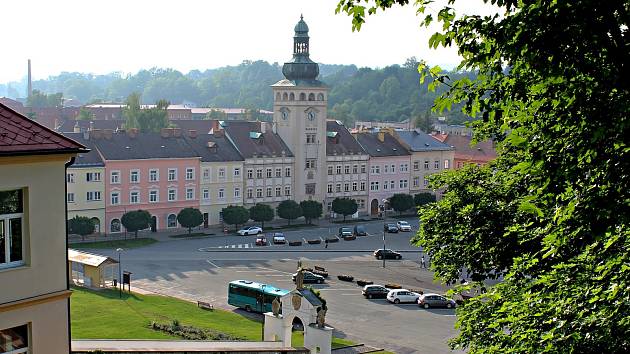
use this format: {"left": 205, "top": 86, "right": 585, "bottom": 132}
{"left": 27, "top": 59, "right": 32, "bottom": 99}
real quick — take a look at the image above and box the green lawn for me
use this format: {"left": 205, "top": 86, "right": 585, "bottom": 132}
{"left": 70, "top": 286, "right": 374, "bottom": 350}
{"left": 70, "top": 238, "right": 157, "bottom": 250}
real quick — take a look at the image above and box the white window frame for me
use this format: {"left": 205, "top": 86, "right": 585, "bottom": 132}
{"left": 149, "top": 169, "right": 159, "bottom": 182}
{"left": 186, "top": 167, "right": 195, "bottom": 180}
{"left": 186, "top": 188, "right": 195, "bottom": 200}
{"left": 0, "top": 190, "right": 25, "bottom": 269}
{"left": 284, "top": 186, "right": 291, "bottom": 196}
{"left": 234, "top": 187, "right": 241, "bottom": 199}
{"left": 233, "top": 167, "right": 241, "bottom": 178}
{"left": 149, "top": 190, "right": 159, "bottom": 203}
{"left": 168, "top": 168, "right": 178, "bottom": 181}
{"left": 285, "top": 167, "right": 291, "bottom": 177}
{"left": 167, "top": 214, "right": 178, "bottom": 228}
{"left": 275, "top": 186, "right": 282, "bottom": 197}
{"left": 130, "top": 191, "right": 140, "bottom": 204}
{"left": 110, "top": 192, "right": 120, "bottom": 205}
{"left": 168, "top": 188, "right": 177, "bottom": 201}
{"left": 202, "top": 188, "right": 210, "bottom": 201}
{"left": 67, "top": 173, "right": 75, "bottom": 183}
{"left": 130, "top": 169, "right": 140, "bottom": 183}
{"left": 67, "top": 192, "right": 75, "bottom": 203}
{"left": 110, "top": 170, "right": 120, "bottom": 184}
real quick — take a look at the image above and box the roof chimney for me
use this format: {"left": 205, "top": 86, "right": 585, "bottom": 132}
{"left": 189, "top": 130, "right": 197, "bottom": 138}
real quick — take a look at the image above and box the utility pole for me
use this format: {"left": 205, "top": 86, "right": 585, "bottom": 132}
{"left": 117, "top": 248, "right": 123, "bottom": 298}
{"left": 260, "top": 284, "right": 266, "bottom": 340}
{"left": 382, "top": 225, "right": 386, "bottom": 268}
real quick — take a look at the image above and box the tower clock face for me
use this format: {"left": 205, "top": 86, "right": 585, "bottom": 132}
{"left": 307, "top": 111, "right": 316, "bottom": 121}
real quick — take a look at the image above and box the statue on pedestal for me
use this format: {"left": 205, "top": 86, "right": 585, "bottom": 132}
{"left": 316, "top": 307, "right": 327, "bottom": 328}
{"left": 272, "top": 297, "right": 281, "bottom": 317}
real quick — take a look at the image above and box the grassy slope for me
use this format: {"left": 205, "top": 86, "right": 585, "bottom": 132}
{"left": 70, "top": 238, "right": 157, "bottom": 250}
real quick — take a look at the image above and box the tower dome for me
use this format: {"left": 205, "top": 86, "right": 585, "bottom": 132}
{"left": 282, "top": 15, "right": 320, "bottom": 84}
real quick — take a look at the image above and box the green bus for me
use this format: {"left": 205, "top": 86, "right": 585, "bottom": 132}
{"left": 227, "top": 280, "right": 290, "bottom": 313}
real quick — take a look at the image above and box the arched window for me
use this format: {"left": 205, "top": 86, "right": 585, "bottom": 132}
{"left": 91, "top": 217, "right": 101, "bottom": 233}
{"left": 317, "top": 93, "right": 324, "bottom": 101}
{"left": 308, "top": 93, "right": 315, "bottom": 101}
{"left": 167, "top": 214, "right": 177, "bottom": 228}
{"left": 276, "top": 92, "right": 281, "bottom": 101}
{"left": 299, "top": 92, "right": 306, "bottom": 101}
{"left": 289, "top": 93, "right": 295, "bottom": 101}
{"left": 110, "top": 218, "right": 121, "bottom": 233}
{"left": 282, "top": 92, "right": 288, "bottom": 101}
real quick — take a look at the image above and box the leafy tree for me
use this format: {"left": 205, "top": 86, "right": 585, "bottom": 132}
{"left": 276, "top": 200, "right": 302, "bottom": 226}
{"left": 413, "top": 111, "right": 432, "bottom": 132}
{"left": 388, "top": 193, "right": 414, "bottom": 215}
{"left": 413, "top": 192, "right": 436, "bottom": 207}
{"left": 300, "top": 200, "right": 323, "bottom": 225}
{"left": 338, "top": 0, "right": 629, "bottom": 352}
{"left": 68, "top": 215, "right": 95, "bottom": 241}
{"left": 120, "top": 210, "right": 151, "bottom": 238}
{"left": 176, "top": 207, "right": 204, "bottom": 235}
{"left": 331, "top": 197, "right": 357, "bottom": 222}
{"left": 137, "top": 99, "right": 169, "bottom": 132}
{"left": 26, "top": 89, "right": 63, "bottom": 108}
{"left": 122, "top": 92, "right": 141, "bottom": 129}
{"left": 221, "top": 205, "right": 249, "bottom": 231}
{"left": 77, "top": 108, "right": 94, "bottom": 121}
{"left": 206, "top": 109, "right": 227, "bottom": 120}
{"left": 249, "top": 203, "right": 274, "bottom": 229}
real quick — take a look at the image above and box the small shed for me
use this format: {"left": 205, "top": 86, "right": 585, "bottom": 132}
{"left": 68, "top": 249, "right": 118, "bottom": 288}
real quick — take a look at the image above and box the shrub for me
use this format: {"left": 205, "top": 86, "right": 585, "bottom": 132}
{"left": 289, "top": 241, "right": 302, "bottom": 246}
{"left": 307, "top": 239, "right": 322, "bottom": 244}
{"left": 338, "top": 275, "right": 354, "bottom": 282}
{"left": 385, "top": 283, "right": 402, "bottom": 289}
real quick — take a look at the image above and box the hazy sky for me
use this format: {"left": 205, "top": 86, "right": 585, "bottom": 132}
{"left": 1, "top": 0, "right": 499, "bottom": 83}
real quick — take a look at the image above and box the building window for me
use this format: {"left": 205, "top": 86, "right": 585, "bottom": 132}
{"left": 306, "top": 159, "right": 316, "bottom": 169}
{"left": 247, "top": 169, "right": 253, "bottom": 179}
{"left": 110, "top": 218, "right": 121, "bottom": 233}
{"left": 383, "top": 180, "right": 389, "bottom": 190}
{"left": 370, "top": 181, "right": 379, "bottom": 191}
{"left": 167, "top": 214, "right": 177, "bottom": 228}
{"left": 110, "top": 192, "right": 119, "bottom": 205}
{"left": 306, "top": 134, "right": 316, "bottom": 144}
{"left": 285, "top": 167, "right": 291, "bottom": 177}
{"left": 424, "top": 177, "right": 429, "bottom": 186}
{"left": 434, "top": 160, "right": 440, "bottom": 169}
{"left": 358, "top": 199, "right": 365, "bottom": 210}
{"left": 234, "top": 188, "right": 241, "bottom": 198}
{"left": 352, "top": 165, "right": 358, "bottom": 174}
{"left": 67, "top": 173, "right": 75, "bottom": 183}
{"left": 149, "top": 190, "right": 158, "bottom": 203}
{"left": 130, "top": 191, "right": 140, "bottom": 204}
{"left": 86, "top": 191, "right": 101, "bottom": 201}
{"left": 444, "top": 159, "right": 450, "bottom": 169}
{"left": 344, "top": 165, "right": 350, "bottom": 174}
{"left": 203, "top": 188, "right": 209, "bottom": 200}
{"left": 110, "top": 171, "right": 120, "bottom": 184}
{"left": 186, "top": 167, "right": 195, "bottom": 180}
{"left": 186, "top": 188, "right": 194, "bottom": 200}
{"left": 327, "top": 202, "right": 332, "bottom": 212}
{"left": 256, "top": 188, "right": 263, "bottom": 198}
{"left": 344, "top": 183, "right": 350, "bottom": 192}
{"left": 234, "top": 167, "right": 241, "bottom": 177}
{"left": 204, "top": 168, "right": 211, "bottom": 180}
{"left": 327, "top": 184, "right": 333, "bottom": 193}
{"left": 168, "top": 168, "right": 177, "bottom": 181}
{"left": 266, "top": 168, "right": 273, "bottom": 178}
{"left": 0, "top": 189, "right": 24, "bottom": 267}
{"left": 149, "top": 169, "right": 159, "bottom": 182}
{"left": 360, "top": 164, "right": 366, "bottom": 173}
{"left": 390, "top": 180, "right": 395, "bottom": 190}
{"left": 424, "top": 160, "right": 430, "bottom": 170}
{"left": 360, "top": 181, "right": 366, "bottom": 191}
{"left": 256, "top": 169, "right": 263, "bottom": 179}
{"left": 352, "top": 182, "right": 358, "bottom": 191}
{"left": 266, "top": 187, "right": 273, "bottom": 197}
{"left": 284, "top": 186, "right": 291, "bottom": 196}
{"left": 327, "top": 166, "right": 333, "bottom": 175}
{"left": 400, "top": 179, "right": 408, "bottom": 189}
{"left": 0, "top": 324, "right": 29, "bottom": 354}
{"left": 413, "top": 161, "right": 419, "bottom": 171}
{"left": 413, "top": 176, "right": 420, "bottom": 188}
{"left": 384, "top": 164, "right": 389, "bottom": 173}
{"left": 168, "top": 189, "right": 177, "bottom": 201}
{"left": 130, "top": 170, "right": 140, "bottom": 183}
{"left": 275, "top": 168, "right": 282, "bottom": 178}
{"left": 400, "top": 163, "right": 408, "bottom": 172}
{"left": 247, "top": 188, "right": 253, "bottom": 199}
{"left": 305, "top": 184, "right": 316, "bottom": 195}
{"left": 390, "top": 164, "right": 396, "bottom": 173}
{"left": 86, "top": 172, "right": 101, "bottom": 182}
{"left": 217, "top": 188, "right": 225, "bottom": 199}
{"left": 67, "top": 193, "right": 75, "bottom": 203}
{"left": 336, "top": 165, "right": 342, "bottom": 174}
{"left": 336, "top": 183, "right": 341, "bottom": 193}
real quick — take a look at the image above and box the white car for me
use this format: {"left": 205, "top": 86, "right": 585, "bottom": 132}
{"left": 272, "top": 233, "right": 287, "bottom": 244}
{"left": 387, "top": 289, "right": 421, "bottom": 304}
{"left": 237, "top": 226, "right": 263, "bottom": 236}
{"left": 396, "top": 221, "right": 412, "bottom": 232}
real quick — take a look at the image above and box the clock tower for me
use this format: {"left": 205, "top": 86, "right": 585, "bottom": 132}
{"left": 272, "top": 15, "right": 328, "bottom": 205}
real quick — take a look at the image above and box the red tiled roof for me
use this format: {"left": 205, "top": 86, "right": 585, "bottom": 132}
{"left": 441, "top": 134, "right": 497, "bottom": 162}
{"left": 0, "top": 102, "right": 87, "bottom": 156}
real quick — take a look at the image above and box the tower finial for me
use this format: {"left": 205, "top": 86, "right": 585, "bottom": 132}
{"left": 300, "top": 13, "right": 303, "bottom": 20}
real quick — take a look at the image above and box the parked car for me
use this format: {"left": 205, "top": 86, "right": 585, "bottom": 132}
{"left": 237, "top": 226, "right": 262, "bottom": 236}
{"left": 396, "top": 221, "right": 412, "bottom": 232}
{"left": 387, "top": 289, "right": 421, "bottom": 304}
{"left": 373, "top": 249, "right": 402, "bottom": 260}
{"left": 272, "top": 232, "right": 286, "bottom": 244}
{"left": 362, "top": 285, "right": 390, "bottom": 299}
{"left": 353, "top": 225, "right": 367, "bottom": 236}
{"left": 292, "top": 271, "right": 325, "bottom": 284}
{"left": 338, "top": 227, "right": 352, "bottom": 237}
{"left": 384, "top": 223, "right": 399, "bottom": 233}
{"left": 255, "top": 235, "right": 268, "bottom": 246}
{"left": 418, "top": 293, "right": 457, "bottom": 309}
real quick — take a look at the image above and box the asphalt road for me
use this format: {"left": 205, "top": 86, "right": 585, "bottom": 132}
{"left": 89, "top": 218, "right": 459, "bottom": 354}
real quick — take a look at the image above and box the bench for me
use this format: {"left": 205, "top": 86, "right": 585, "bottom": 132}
{"left": 197, "top": 301, "right": 214, "bottom": 310}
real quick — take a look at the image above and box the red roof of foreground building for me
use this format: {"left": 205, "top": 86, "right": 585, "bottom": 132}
{"left": 434, "top": 133, "right": 497, "bottom": 163}
{"left": 0, "top": 102, "right": 87, "bottom": 156}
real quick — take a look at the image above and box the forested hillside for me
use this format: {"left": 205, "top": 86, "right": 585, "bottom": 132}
{"left": 0, "top": 59, "right": 472, "bottom": 125}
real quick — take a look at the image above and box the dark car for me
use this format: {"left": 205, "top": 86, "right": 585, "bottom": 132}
{"left": 418, "top": 293, "right": 457, "bottom": 309}
{"left": 338, "top": 227, "right": 352, "bottom": 237}
{"left": 373, "top": 249, "right": 402, "bottom": 260}
{"left": 362, "top": 285, "right": 390, "bottom": 299}
{"left": 384, "top": 223, "right": 399, "bottom": 233}
{"left": 353, "top": 225, "right": 367, "bottom": 236}
{"left": 292, "top": 271, "right": 325, "bottom": 284}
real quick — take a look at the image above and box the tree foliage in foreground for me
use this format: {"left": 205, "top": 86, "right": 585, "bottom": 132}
{"left": 338, "top": 0, "right": 629, "bottom": 352}
{"left": 276, "top": 200, "right": 302, "bottom": 226}
{"left": 121, "top": 210, "right": 151, "bottom": 238}
{"left": 331, "top": 198, "right": 358, "bottom": 221}
{"left": 177, "top": 207, "right": 204, "bottom": 235}
{"left": 221, "top": 206, "right": 249, "bottom": 230}
{"left": 388, "top": 193, "right": 414, "bottom": 215}
{"left": 249, "top": 203, "right": 274, "bottom": 229}
{"left": 68, "top": 215, "right": 95, "bottom": 241}
{"left": 300, "top": 200, "right": 323, "bottom": 225}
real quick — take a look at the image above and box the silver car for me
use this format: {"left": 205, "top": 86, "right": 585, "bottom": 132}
{"left": 417, "top": 293, "right": 456, "bottom": 309}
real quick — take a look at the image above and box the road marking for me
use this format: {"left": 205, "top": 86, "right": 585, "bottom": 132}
{"left": 340, "top": 293, "right": 357, "bottom": 296}
{"left": 205, "top": 260, "right": 220, "bottom": 269}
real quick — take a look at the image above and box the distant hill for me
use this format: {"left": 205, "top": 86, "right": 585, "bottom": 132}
{"left": 0, "top": 60, "right": 473, "bottom": 125}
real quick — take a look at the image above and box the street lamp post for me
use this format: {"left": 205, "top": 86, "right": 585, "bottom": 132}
{"left": 260, "top": 284, "right": 266, "bottom": 340}
{"left": 382, "top": 225, "right": 386, "bottom": 268}
{"left": 116, "top": 248, "right": 123, "bottom": 298}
